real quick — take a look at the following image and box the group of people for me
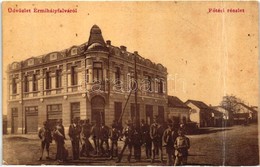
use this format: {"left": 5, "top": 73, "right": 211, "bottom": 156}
{"left": 38, "top": 116, "right": 190, "bottom": 165}
{"left": 38, "top": 119, "right": 68, "bottom": 162}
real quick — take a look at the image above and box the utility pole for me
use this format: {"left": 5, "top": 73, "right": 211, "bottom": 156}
{"left": 134, "top": 53, "right": 138, "bottom": 127}
{"left": 21, "top": 61, "right": 24, "bottom": 134}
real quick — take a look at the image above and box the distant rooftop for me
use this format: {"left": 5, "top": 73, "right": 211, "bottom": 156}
{"left": 168, "top": 96, "right": 190, "bottom": 109}
{"left": 185, "top": 99, "right": 209, "bottom": 109}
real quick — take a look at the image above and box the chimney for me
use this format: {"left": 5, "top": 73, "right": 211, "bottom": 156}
{"left": 120, "top": 45, "right": 127, "bottom": 51}
{"left": 106, "top": 40, "right": 111, "bottom": 46}
{"left": 134, "top": 51, "right": 138, "bottom": 55}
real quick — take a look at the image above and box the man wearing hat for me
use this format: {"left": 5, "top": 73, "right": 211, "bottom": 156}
{"left": 150, "top": 116, "right": 164, "bottom": 163}
{"left": 53, "top": 119, "right": 66, "bottom": 162}
{"left": 69, "top": 118, "right": 82, "bottom": 160}
{"left": 140, "top": 119, "right": 151, "bottom": 159}
{"left": 116, "top": 120, "right": 134, "bottom": 163}
{"left": 163, "top": 119, "right": 178, "bottom": 166}
{"left": 38, "top": 121, "right": 52, "bottom": 161}
{"left": 99, "top": 122, "right": 110, "bottom": 156}
{"left": 80, "top": 119, "right": 93, "bottom": 157}
{"left": 109, "top": 121, "right": 120, "bottom": 159}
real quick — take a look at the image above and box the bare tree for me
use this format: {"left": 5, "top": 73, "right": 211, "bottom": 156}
{"left": 220, "top": 95, "right": 244, "bottom": 114}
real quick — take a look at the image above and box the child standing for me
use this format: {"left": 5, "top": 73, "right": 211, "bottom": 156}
{"left": 174, "top": 130, "right": 190, "bottom": 166}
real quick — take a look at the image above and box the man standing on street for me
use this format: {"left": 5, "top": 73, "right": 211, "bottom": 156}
{"left": 116, "top": 120, "right": 134, "bottom": 163}
{"left": 91, "top": 121, "right": 101, "bottom": 155}
{"left": 163, "top": 119, "right": 178, "bottom": 166}
{"left": 140, "top": 119, "right": 151, "bottom": 159}
{"left": 53, "top": 119, "right": 66, "bottom": 162}
{"left": 99, "top": 122, "right": 110, "bottom": 156}
{"left": 150, "top": 116, "right": 164, "bottom": 163}
{"left": 68, "top": 118, "right": 82, "bottom": 160}
{"left": 80, "top": 119, "right": 93, "bottom": 157}
{"left": 38, "top": 121, "right": 52, "bottom": 161}
{"left": 109, "top": 122, "right": 120, "bottom": 159}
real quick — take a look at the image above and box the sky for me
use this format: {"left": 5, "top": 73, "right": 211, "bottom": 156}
{"left": 2, "top": 1, "right": 259, "bottom": 114}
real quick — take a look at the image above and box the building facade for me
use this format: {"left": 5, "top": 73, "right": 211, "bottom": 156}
{"left": 167, "top": 96, "right": 191, "bottom": 124}
{"left": 212, "top": 106, "right": 232, "bottom": 126}
{"left": 185, "top": 100, "right": 214, "bottom": 127}
{"left": 232, "top": 103, "right": 258, "bottom": 124}
{"left": 7, "top": 25, "right": 168, "bottom": 134}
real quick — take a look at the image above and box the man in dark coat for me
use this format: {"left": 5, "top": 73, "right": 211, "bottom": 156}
{"left": 109, "top": 122, "right": 120, "bottom": 159}
{"left": 99, "top": 122, "right": 110, "bottom": 156}
{"left": 162, "top": 119, "right": 178, "bottom": 166}
{"left": 53, "top": 119, "right": 66, "bottom": 162}
{"left": 133, "top": 124, "right": 142, "bottom": 161}
{"left": 140, "top": 119, "right": 151, "bottom": 159}
{"left": 38, "top": 121, "right": 52, "bottom": 161}
{"left": 116, "top": 120, "right": 134, "bottom": 163}
{"left": 68, "top": 118, "right": 82, "bottom": 160}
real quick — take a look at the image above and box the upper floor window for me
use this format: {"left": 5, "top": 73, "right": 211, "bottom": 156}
{"left": 28, "top": 59, "right": 34, "bottom": 66}
{"left": 50, "top": 53, "right": 57, "bottom": 61}
{"left": 127, "top": 72, "right": 136, "bottom": 91}
{"left": 158, "top": 79, "right": 163, "bottom": 93}
{"left": 56, "top": 69, "right": 62, "bottom": 88}
{"left": 115, "top": 67, "right": 120, "bottom": 81}
{"left": 71, "top": 66, "right": 78, "bottom": 86}
{"left": 32, "top": 74, "right": 38, "bottom": 91}
{"left": 24, "top": 75, "right": 29, "bottom": 92}
{"left": 93, "top": 62, "right": 103, "bottom": 82}
{"left": 12, "top": 78, "right": 17, "bottom": 94}
{"left": 71, "top": 48, "right": 77, "bottom": 56}
{"left": 86, "top": 69, "right": 89, "bottom": 83}
{"left": 46, "top": 72, "right": 51, "bottom": 89}
{"left": 147, "top": 76, "right": 152, "bottom": 92}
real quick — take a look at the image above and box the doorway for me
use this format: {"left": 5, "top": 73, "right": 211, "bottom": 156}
{"left": 91, "top": 96, "right": 105, "bottom": 125}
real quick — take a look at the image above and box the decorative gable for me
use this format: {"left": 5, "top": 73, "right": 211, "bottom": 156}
{"left": 50, "top": 53, "right": 58, "bottom": 61}
{"left": 28, "top": 59, "right": 34, "bottom": 66}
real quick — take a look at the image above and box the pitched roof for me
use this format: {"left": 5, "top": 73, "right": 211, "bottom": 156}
{"left": 168, "top": 96, "right": 190, "bottom": 109}
{"left": 238, "top": 103, "right": 258, "bottom": 113}
{"left": 185, "top": 99, "right": 209, "bottom": 109}
{"left": 211, "top": 109, "right": 223, "bottom": 117}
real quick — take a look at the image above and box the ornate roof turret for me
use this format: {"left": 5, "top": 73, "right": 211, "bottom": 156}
{"left": 86, "top": 25, "right": 107, "bottom": 51}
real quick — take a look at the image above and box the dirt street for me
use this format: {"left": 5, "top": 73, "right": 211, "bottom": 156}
{"left": 3, "top": 124, "right": 259, "bottom": 165}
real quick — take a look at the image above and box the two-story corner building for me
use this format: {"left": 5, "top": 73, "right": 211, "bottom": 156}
{"left": 7, "top": 25, "right": 168, "bottom": 134}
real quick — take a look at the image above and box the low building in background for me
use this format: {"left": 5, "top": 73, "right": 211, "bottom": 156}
{"left": 167, "top": 96, "right": 191, "bottom": 124}
{"left": 7, "top": 25, "right": 168, "bottom": 134}
{"left": 185, "top": 100, "right": 214, "bottom": 127}
{"left": 233, "top": 103, "right": 258, "bottom": 124}
{"left": 211, "top": 106, "right": 232, "bottom": 126}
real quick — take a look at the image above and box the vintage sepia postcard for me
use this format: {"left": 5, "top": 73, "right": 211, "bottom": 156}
{"left": 2, "top": 1, "right": 259, "bottom": 166}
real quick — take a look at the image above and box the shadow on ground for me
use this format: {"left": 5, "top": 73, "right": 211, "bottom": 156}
{"left": 189, "top": 127, "right": 232, "bottom": 135}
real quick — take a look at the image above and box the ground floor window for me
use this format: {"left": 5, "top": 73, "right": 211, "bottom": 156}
{"left": 158, "top": 106, "right": 165, "bottom": 123}
{"left": 131, "top": 103, "right": 140, "bottom": 124}
{"left": 71, "top": 102, "right": 80, "bottom": 123}
{"left": 25, "top": 106, "right": 38, "bottom": 133}
{"left": 47, "top": 104, "right": 62, "bottom": 130}
{"left": 146, "top": 105, "right": 153, "bottom": 125}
